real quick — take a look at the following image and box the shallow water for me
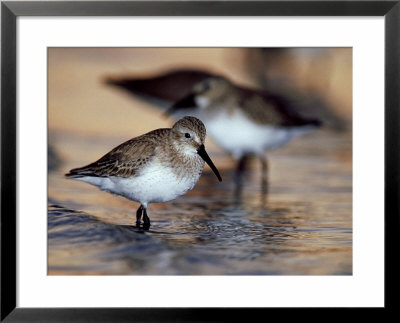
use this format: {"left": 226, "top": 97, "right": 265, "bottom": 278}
{"left": 48, "top": 130, "right": 352, "bottom": 275}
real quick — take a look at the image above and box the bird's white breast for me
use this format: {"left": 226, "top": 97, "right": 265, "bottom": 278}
{"left": 75, "top": 159, "right": 201, "bottom": 204}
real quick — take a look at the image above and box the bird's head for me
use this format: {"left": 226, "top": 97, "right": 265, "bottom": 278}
{"left": 166, "top": 77, "right": 230, "bottom": 116}
{"left": 171, "top": 116, "right": 222, "bottom": 182}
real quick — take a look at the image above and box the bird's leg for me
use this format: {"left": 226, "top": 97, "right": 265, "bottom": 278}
{"left": 142, "top": 206, "right": 151, "bottom": 230}
{"left": 236, "top": 155, "right": 249, "bottom": 176}
{"left": 136, "top": 205, "right": 143, "bottom": 228}
{"left": 260, "top": 155, "right": 269, "bottom": 196}
{"left": 233, "top": 155, "right": 248, "bottom": 205}
{"left": 234, "top": 155, "right": 249, "bottom": 185}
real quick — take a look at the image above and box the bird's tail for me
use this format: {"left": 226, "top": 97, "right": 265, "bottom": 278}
{"left": 65, "top": 165, "right": 96, "bottom": 178}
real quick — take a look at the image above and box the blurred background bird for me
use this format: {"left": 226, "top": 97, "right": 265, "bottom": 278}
{"left": 106, "top": 68, "right": 322, "bottom": 190}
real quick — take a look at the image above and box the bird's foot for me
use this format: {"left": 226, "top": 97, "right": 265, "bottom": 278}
{"left": 135, "top": 221, "right": 150, "bottom": 231}
{"left": 143, "top": 217, "right": 151, "bottom": 231}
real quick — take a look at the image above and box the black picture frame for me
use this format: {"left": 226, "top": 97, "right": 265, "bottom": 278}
{"left": 1, "top": 1, "right": 399, "bottom": 321}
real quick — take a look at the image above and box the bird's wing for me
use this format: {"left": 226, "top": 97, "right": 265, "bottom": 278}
{"left": 238, "top": 86, "right": 321, "bottom": 128}
{"left": 105, "top": 69, "right": 218, "bottom": 105}
{"left": 66, "top": 129, "right": 169, "bottom": 178}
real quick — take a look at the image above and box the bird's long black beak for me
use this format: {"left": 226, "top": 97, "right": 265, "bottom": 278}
{"left": 197, "top": 144, "right": 222, "bottom": 182}
{"left": 164, "top": 93, "right": 197, "bottom": 117}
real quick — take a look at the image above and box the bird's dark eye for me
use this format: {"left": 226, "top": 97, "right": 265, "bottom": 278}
{"left": 202, "top": 83, "right": 210, "bottom": 92}
{"left": 185, "top": 133, "right": 191, "bottom": 138}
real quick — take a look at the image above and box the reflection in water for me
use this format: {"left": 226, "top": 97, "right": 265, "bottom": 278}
{"left": 48, "top": 130, "right": 352, "bottom": 275}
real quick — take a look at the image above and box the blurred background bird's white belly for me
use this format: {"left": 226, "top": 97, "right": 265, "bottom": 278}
{"left": 204, "top": 110, "right": 295, "bottom": 159}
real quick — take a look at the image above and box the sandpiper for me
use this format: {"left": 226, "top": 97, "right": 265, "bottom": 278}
{"left": 65, "top": 116, "right": 222, "bottom": 230}
{"left": 107, "top": 70, "right": 321, "bottom": 183}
